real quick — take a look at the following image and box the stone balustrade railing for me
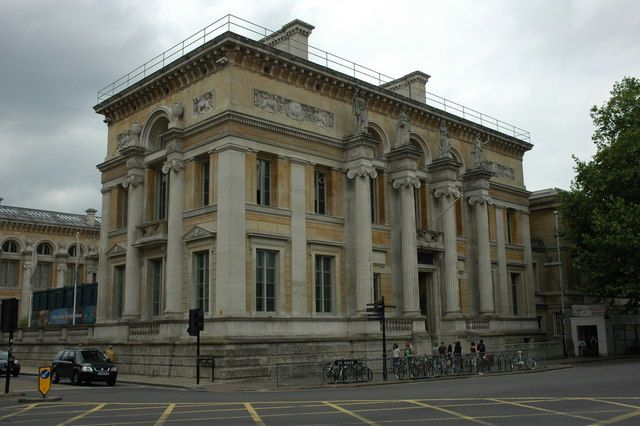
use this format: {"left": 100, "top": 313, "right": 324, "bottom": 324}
{"left": 384, "top": 319, "right": 413, "bottom": 335}
{"left": 465, "top": 318, "right": 490, "bottom": 332}
{"left": 128, "top": 322, "right": 160, "bottom": 340}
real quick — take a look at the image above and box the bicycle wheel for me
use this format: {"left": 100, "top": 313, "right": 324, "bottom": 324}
{"left": 365, "top": 367, "right": 373, "bottom": 382}
{"left": 342, "top": 366, "right": 356, "bottom": 383}
{"left": 526, "top": 359, "right": 537, "bottom": 370}
{"left": 322, "top": 367, "right": 334, "bottom": 384}
{"left": 394, "top": 362, "right": 405, "bottom": 380}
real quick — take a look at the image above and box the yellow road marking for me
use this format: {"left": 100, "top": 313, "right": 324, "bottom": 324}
{"left": 323, "top": 401, "right": 379, "bottom": 425}
{"left": 405, "top": 399, "right": 495, "bottom": 425}
{"left": 490, "top": 398, "right": 596, "bottom": 422}
{"left": 154, "top": 403, "right": 175, "bottom": 425}
{"left": 586, "top": 398, "right": 640, "bottom": 410}
{"left": 0, "top": 403, "right": 37, "bottom": 422}
{"left": 57, "top": 403, "right": 106, "bottom": 426}
{"left": 592, "top": 410, "right": 640, "bottom": 425}
{"left": 244, "top": 402, "right": 266, "bottom": 426}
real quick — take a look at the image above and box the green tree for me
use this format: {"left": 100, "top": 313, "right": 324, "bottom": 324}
{"left": 561, "top": 77, "right": 640, "bottom": 310}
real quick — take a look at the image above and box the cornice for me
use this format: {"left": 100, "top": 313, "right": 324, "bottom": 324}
{"left": 0, "top": 221, "right": 100, "bottom": 236}
{"left": 95, "top": 32, "right": 532, "bottom": 155}
{"left": 490, "top": 181, "right": 533, "bottom": 199}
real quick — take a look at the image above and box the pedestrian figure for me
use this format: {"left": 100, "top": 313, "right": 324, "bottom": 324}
{"left": 392, "top": 343, "right": 400, "bottom": 368}
{"left": 105, "top": 345, "right": 117, "bottom": 363}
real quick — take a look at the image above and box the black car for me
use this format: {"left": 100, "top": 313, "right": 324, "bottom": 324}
{"left": 51, "top": 348, "right": 117, "bottom": 386}
{"left": 0, "top": 351, "right": 20, "bottom": 377}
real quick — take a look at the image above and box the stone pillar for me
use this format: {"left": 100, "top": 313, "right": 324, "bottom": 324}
{"left": 162, "top": 156, "right": 185, "bottom": 319}
{"left": 216, "top": 144, "right": 246, "bottom": 316}
{"left": 121, "top": 159, "right": 144, "bottom": 321}
{"left": 393, "top": 176, "right": 421, "bottom": 315}
{"left": 347, "top": 165, "right": 377, "bottom": 314}
{"left": 520, "top": 212, "right": 536, "bottom": 316}
{"left": 56, "top": 264, "right": 67, "bottom": 289}
{"left": 96, "top": 188, "right": 111, "bottom": 323}
{"left": 20, "top": 256, "right": 33, "bottom": 322}
{"left": 495, "top": 206, "right": 510, "bottom": 316}
{"left": 290, "top": 159, "right": 308, "bottom": 316}
{"left": 469, "top": 194, "right": 494, "bottom": 314}
{"left": 434, "top": 186, "right": 462, "bottom": 316}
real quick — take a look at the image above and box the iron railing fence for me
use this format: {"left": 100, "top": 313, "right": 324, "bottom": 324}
{"left": 275, "top": 350, "right": 548, "bottom": 388}
{"left": 97, "top": 15, "right": 530, "bottom": 143}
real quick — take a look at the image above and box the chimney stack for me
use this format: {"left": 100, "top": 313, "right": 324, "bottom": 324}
{"left": 264, "top": 19, "right": 315, "bottom": 60}
{"left": 86, "top": 208, "right": 97, "bottom": 226}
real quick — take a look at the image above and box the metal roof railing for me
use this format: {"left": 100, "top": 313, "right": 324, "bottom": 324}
{"left": 97, "top": 14, "right": 530, "bottom": 143}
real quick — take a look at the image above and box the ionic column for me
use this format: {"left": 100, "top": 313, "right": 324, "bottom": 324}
{"left": 20, "top": 255, "right": 34, "bottom": 322}
{"left": 495, "top": 206, "right": 510, "bottom": 316}
{"left": 434, "top": 186, "right": 461, "bottom": 316}
{"left": 290, "top": 159, "right": 308, "bottom": 316}
{"left": 162, "top": 157, "right": 184, "bottom": 318}
{"left": 347, "top": 165, "right": 377, "bottom": 314}
{"left": 121, "top": 170, "right": 144, "bottom": 320}
{"left": 96, "top": 188, "right": 111, "bottom": 322}
{"left": 393, "top": 176, "right": 421, "bottom": 315}
{"left": 469, "top": 194, "right": 494, "bottom": 314}
{"left": 520, "top": 212, "right": 536, "bottom": 316}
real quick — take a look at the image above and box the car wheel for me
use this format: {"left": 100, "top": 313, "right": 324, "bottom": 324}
{"left": 52, "top": 370, "right": 60, "bottom": 384}
{"left": 71, "top": 370, "right": 80, "bottom": 386}
{"left": 107, "top": 379, "right": 116, "bottom": 386}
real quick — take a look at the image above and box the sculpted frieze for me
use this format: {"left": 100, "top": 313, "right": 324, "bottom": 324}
{"left": 117, "top": 123, "right": 142, "bottom": 152}
{"left": 485, "top": 161, "right": 516, "bottom": 180}
{"left": 253, "top": 89, "right": 335, "bottom": 129}
{"left": 193, "top": 91, "right": 214, "bottom": 116}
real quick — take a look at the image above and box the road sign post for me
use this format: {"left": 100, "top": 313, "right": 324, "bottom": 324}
{"left": 366, "top": 296, "right": 395, "bottom": 381}
{"left": 1, "top": 298, "right": 18, "bottom": 394}
{"left": 38, "top": 367, "right": 52, "bottom": 398}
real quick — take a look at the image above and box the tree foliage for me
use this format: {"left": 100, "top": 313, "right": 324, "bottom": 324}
{"left": 561, "top": 77, "right": 640, "bottom": 309}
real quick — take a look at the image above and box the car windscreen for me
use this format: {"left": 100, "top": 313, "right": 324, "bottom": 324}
{"left": 78, "top": 350, "right": 106, "bottom": 363}
{"left": 0, "top": 351, "right": 6, "bottom": 361}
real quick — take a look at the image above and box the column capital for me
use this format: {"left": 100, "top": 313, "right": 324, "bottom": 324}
{"left": 162, "top": 158, "right": 184, "bottom": 174}
{"left": 347, "top": 165, "right": 377, "bottom": 179}
{"left": 433, "top": 185, "right": 461, "bottom": 199}
{"left": 468, "top": 194, "right": 493, "bottom": 206}
{"left": 122, "top": 174, "right": 144, "bottom": 188}
{"left": 392, "top": 176, "right": 421, "bottom": 189}
{"left": 125, "top": 156, "right": 145, "bottom": 170}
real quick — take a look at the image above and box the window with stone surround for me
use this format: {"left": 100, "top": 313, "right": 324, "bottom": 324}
{"left": 117, "top": 187, "right": 128, "bottom": 228}
{"left": 510, "top": 272, "right": 520, "bottom": 315}
{"left": 553, "top": 312, "right": 563, "bottom": 337}
{"left": 194, "top": 251, "right": 209, "bottom": 313}
{"left": 33, "top": 262, "right": 52, "bottom": 290}
{"left": 257, "top": 158, "right": 272, "bottom": 206}
{"left": 156, "top": 169, "right": 168, "bottom": 220}
{"left": 256, "top": 249, "right": 277, "bottom": 312}
{"left": 314, "top": 170, "right": 327, "bottom": 215}
{"left": 36, "top": 242, "right": 52, "bottom": 255}
{"left": 196, "top": 159, "right": 210, "bottom": 208}
{"left": 506, "top": 209, "right": 516, "bottom": 244}
{"left": 2, "top": 240, "right": 19, "bottom": 253}
{"left": 0, "top": 260, "right": 19, "bottom": 287}
{"left": 315, "top": 255, "right": 334, "bottom": 313}
{"left": 373, "top": 272, "right": 381, "bottom": 303}
{"left": 113, "top": 265, "right": 125, "bottom": 318}
{"left": 150, "top": 259, "right": 163, "bottom": 317}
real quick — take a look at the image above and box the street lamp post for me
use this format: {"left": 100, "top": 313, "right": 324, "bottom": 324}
{"left": 554, "top": 210, "right": 568, "bottom": 358}
{"left": 72, "top": 232, "right": 80, "bottom": 326}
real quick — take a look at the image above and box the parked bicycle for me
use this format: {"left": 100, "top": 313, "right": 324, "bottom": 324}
{"left": 509, "top": 350, "right": 537, "bottom": 371}
{"left": 322, "top": 359, "right": 371, "bottom": 384}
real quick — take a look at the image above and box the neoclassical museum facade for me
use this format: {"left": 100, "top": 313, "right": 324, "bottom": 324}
{"left": 89, "top": 18, "right": 538, "bottom": 376}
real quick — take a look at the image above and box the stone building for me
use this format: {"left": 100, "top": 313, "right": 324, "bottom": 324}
{"left": 0, "top": 204, "right": 100, "bottom": 324}
{"left": 91, "top": 17, "right": 538, "bottom": 377}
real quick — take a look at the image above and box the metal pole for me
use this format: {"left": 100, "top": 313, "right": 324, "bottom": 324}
{"left": 554, "top": 210, "right": 568, "bottom": 358}
{"left": 72, "top": 232, "right": 80, "bottom": 326}
{"left": 196, "top": 331, "right": 200, "bottom": 385}
{"left": 4, "top": 330, "right": 13, "bottom": 394}
{"left": 381, "top": 296, "right": 387, "bottom": 381}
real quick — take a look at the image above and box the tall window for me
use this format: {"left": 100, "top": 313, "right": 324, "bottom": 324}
{"left": 506, "top": 209, "right": 515, "bottom": 244}
{"left": 257, "top": 159, "right": 271, "bottom": 206}
{"left": 156, "top": 170, "right": 168, "bottom": 220}
{"left": 511, "top": 272, "right": 519, "bottom": 315}
{"left": 118, "top": 188, "right": 128, "bottom": 227}
{"left": 114, "top": 265, "right": 125, "bottom": 318}
{"left": 150, "top": 259, "right": 163, "bottom": 316}
{"left": 201, "top": 160, "right": 210, "bottom": 206}
{"left": 553, "top": 312, "right": 563, "bottom": 337}
{"left": 256, "top": 250, "right": 277, "bottom": 312}
{"left": 0, "top": 260, "right": 18, "bottom": 287}
{"left": 373, "top": 273, "right": 381, "bottom": 303}
{"left": 194, "top": 251, "right": 209, "bottom": 312}
{"left": 314, "top": 171, "right": 327, "bottom": 215}
{"left": 315, "top": 255, "right": 333, "bottom": 313}
{"left": 370, "top": 176, "right": 378, "bottom": 223}
{"left": 33, "top": 263, "right": 52, "bottom": 289}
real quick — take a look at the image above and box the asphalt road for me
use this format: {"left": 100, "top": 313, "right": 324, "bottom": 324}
{"left": 0, "top": 360, "right": 639, "bottom": 425}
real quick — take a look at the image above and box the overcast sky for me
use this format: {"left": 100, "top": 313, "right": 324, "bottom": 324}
{"left": 1, "top": 0, "right": 638, "bottom": 215}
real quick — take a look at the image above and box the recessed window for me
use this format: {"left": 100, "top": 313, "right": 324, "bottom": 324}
{"left": 314, "top": 171, "right": 327, "bottom": 215}
{"left": 201, "top": 160, "right": 210, "bottom": 207}
{"left": 506, "top": 209, "right": 515, "bottom": 244}
{"left": 68, "top": 244, "right": 84, "bottom": 259}
{"left": 257, "top": 159, "right": 271, "bottom": 206}
{"left": 156, "top": 170, "right": 168, "bottom": 220}
{"left": 511, "top": 272, "right": 520, "bottom": 316}
{"left": 256, "top": 250, "right": 277, "bottom": 312}
{"left": 373, "top": 273, "right": 381, "bottom": 303}
{"left": 194, "top": 251, "right": 209, "bottom": 313}
{"left": 2, "top": 240, "right": 19, "bottom": 253}
{"left": 315, "top": 255, "right": 333, "bottom": 313}
{"left": 114, "top": 265, "right": 125, "bottom": 318}
{"left": 118, "top": 188, "right": 128, "bottom": 228}
{"left": 0, "top": 260, "right": 19, "bottom": 288}
{"left": 150, "top": 259, "right": 163, "bottom": 317}
{"left": 36, "top": 242, "right": 53, "bottom": 256}
{"left": 33, "top": 262, "right": 52, "bottom": 290}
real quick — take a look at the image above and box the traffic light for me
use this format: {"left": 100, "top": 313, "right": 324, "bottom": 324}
{"left": 187, "top": 308, "right": 204, "bottom": 336}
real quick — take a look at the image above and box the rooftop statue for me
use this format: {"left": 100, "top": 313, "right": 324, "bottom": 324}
{"left": 395, "top": 110, "right": 411, "bottom": 148}
{"left": 436, "top": 121, "right": 453, "bottom": 159}
{"left": 352, "top": 96, "right": 369, "bottom": 134}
